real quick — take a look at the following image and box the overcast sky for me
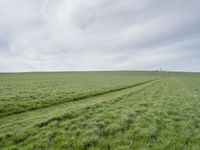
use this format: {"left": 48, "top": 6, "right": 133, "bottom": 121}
{"left": 0, "top": 0, "right": 200, "bottom": 72}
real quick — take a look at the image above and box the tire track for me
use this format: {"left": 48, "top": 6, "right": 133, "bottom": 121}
{"left": 0, "top": 77, "right": 162, "bottom": 135}
{"left": 0, "top": 77, "right": 162, "bottom": 118}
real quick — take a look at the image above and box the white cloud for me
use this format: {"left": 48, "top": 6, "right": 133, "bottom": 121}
{"left": 0, "top": 0, "right": 200, "bottom": 72}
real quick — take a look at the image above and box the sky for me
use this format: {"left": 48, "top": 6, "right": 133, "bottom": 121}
{"left": 0, "top": 0, "right": 200, "bottom": 72}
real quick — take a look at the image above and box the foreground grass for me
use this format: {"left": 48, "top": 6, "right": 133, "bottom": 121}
{"left": 0, "top": 72, "right": 200, "bottom": 149}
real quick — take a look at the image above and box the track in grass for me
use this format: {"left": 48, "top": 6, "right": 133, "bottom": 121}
{"left": 0, "top": 71, "right": 163, "bottom": 117}
{"left": 0, "top": 76, "right": 161, "bottom": 135}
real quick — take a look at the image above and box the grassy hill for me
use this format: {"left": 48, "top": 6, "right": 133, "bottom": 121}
{"left": 0, "top": 71, "right": 199, "bottom": 149}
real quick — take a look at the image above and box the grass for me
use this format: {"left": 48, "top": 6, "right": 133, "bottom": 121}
{"left": 0, "top": 71, "right": 162, "bottom": 117}
{"left": 0, "top": 71, "right": 200, "bottom": 149}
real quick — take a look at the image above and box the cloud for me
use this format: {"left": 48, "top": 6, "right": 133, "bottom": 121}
{"left": 0, "top": 0, "right": 200, "bottom": 72}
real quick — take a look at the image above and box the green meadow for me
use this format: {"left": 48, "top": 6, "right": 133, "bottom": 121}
{"left": 0, "top": 71, "right": 200, "bottom": 149}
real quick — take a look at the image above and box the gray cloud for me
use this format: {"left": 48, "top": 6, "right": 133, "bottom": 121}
{"left": 0, "top": 0, "right": 200, "bottom": 72}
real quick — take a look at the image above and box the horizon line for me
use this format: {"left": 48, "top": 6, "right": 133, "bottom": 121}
{"left": 0, "top": 70, "right": 200, "bottom": 74}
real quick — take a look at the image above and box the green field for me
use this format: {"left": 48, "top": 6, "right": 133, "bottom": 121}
{"left": 0, "top": 71, "right": 200, "bottom": 150}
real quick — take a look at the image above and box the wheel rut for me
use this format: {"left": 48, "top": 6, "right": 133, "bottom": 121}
{"left": 0, "top": 77, "right": 163, "bottom": 134}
